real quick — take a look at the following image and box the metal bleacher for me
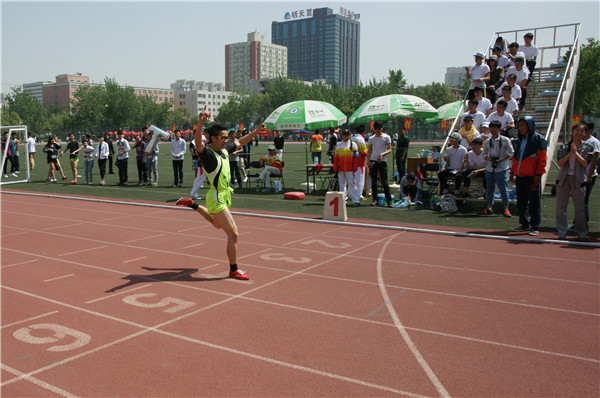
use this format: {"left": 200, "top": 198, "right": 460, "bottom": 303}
{"left": 440, "top": 23, "right": 582, "bottom": 194}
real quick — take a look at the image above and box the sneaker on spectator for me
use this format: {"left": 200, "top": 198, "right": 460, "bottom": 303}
{"left": 567, "top": 224, "right": 575, "bottom": 230}
{"left": 261, "top": 187, "right": 270, "bottom": 192}
{"left": 10, "top": 173, "right": 17, "bottom": 177}
{"left": 482, "top": 208, "right": 493, "bottom": 215}
{"left": 229, "top": 269, "right": 250, "bottom": 280}
{"left": 3, "top": 174, "right": 7, "bottom": 178}
{"left": 175, "top": 197, "right": 194, "bottom": 207}
{"left": 190, "top": 193, "right": 199, "bottom": 199}
{"left": 514, "top": 225, "right": 529, "bottom": 231}
{"left": 503, "top": 210, "right": 512, "bottom": 217}
{"left": 528, "top": 230, "right": 539, "bottom": 236}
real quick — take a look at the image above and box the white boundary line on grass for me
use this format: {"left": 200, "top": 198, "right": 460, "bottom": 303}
{"left": 2, "top": 190, "right": 599, "bottom": 248}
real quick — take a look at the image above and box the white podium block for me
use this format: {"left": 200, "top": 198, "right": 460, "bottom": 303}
{"left": 323, "top": 191, "right": 347, "bottom": 221}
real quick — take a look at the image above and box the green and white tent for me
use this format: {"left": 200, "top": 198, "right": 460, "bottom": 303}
{"left": 264, "top": 100, "right": 347, "bottom": 131}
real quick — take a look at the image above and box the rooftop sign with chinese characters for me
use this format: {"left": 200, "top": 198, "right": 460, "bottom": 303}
{"left": 283, "top": 7, "right": 360, "bottom": 21}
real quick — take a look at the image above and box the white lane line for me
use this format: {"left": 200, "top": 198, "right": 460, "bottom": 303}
{"left": 1, "top": 311, "right": 60, "bottom": 329}
{"left": 43, "top": 274, "right": 74, "bottom": 283}
{"left": 377, "top": 233, "right": 451, "bottom": 398}
{"left": 43, "top": 223, "right": 83, "bottom": 231}
{"left": 125, "top": 234, "right": 165, "bottom": 244}
{"left": 59, "top": 245, "right": 108, "bottom": 257}
{"left": 123, "top": 256, "right": 147, "bottom": 263}
{"left": 1, "top": 259, "right": 39, "bottom": 269}
{"left": 1, "top": 364, "right": 79, "bottom": 398}
{"left": 85, "top": 284, "right": 152, "bottom": 304}
{"left": 182, "top": 242, "right": 205, "bottom": 250}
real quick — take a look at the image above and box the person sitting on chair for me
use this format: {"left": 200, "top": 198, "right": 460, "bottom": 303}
{"left": 256, "top": 145, "right": 283, "bottom": 192}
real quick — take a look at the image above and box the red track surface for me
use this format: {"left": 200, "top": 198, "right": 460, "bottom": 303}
{"left": 1, "top": 193, "right": 598, "bottom": 397}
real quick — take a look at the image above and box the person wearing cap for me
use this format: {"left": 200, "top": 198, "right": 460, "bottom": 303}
{"left": 459, "top": 137, "right": 487, "bottom": 198}
{"left": 333, "top": 129, "right": 360, "bottom": 206}
{"left": 473, "top": 86, "right": 493, "bottom": 116}
{"left": 494, "top": 36, "right": 508, "bottom": 55}
{"left": 505, "top": 57, "right": 530, "bottom": 109}
{"left": 486, "top": 100, "right": 515, "bottom": 137}
{"left": 486, "top": 55, "right": 505, "bottom": 103}
{"left": 495, "top": 85, "right": 520, "bottom": 118}
{"left": 511, "top": 116, "right": 547, "bottom": 236}
{"left": 256, "top": 144, "right": 283, "bottom": 192}
{"left": 482, "top": 120, "right": 514, "bottom": 217}
{"left": 491, "top": 45, "right": 510, "bottom": 69}
{"left": 521, "top": 33, "right": 538, "bottom": 76}
{"left": 458, "top": 114, "right": 479, "bottom": 150}
{"left": 506, "top": 42, "right": 526, "bottom": 69}
{"left": 460, "top": 99, "right": 486, "bottom": 131}
{"left": 465, "top": 51, "right": 490, "bottom": 100}
{"left": 439, "top": 132, "right": 468, "bottom": 195}
{"left": 399, "top": 173, "right": 421, "bottom": 203}
{"left": 479, "top": 122, "right": 492, "bottom": 142}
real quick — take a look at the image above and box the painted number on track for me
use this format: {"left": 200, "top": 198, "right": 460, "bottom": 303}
{"left": 122, "top": 293, "right": 195, "bottom": 313}
{"left": 259, "top": 252, "right": 311, "bottom": 263}
{"left": 13, "top": 323, "right": 91, "bottom": 352}
{"left": 300, "top": 239, "right": 351, "bottom": 249}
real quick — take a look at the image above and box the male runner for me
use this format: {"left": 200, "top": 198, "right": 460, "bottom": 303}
{"left": 176, "top": 107, "right": 264, "bottom": 280}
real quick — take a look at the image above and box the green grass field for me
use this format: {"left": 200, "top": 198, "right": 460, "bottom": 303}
{"left": 2, "top": 140, "right": 598, "bottom": 237}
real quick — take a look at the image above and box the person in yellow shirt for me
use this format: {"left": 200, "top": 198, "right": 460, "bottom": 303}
{"left": 311, "top": 129, "right": 323, "bottom": 163}
{"left": 458, "top": 115, "right": 479, "bottom": 150}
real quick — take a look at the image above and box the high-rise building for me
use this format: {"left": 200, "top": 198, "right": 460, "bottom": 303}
{"left": 171, "top": 80, "right": 231, "bottom": 120}
{"left": 23, "top": 81, "right": 52, "bottom": 103}
{"left": 42, "top": 73, "right": 90, "bottom": 109}
{"left": 271, "top": 7, "right": 360, "bottom": 88}
{"left": 445, "top": 67, "right": 468, "bottom": 88}
{"left": 225, "top": 32, "right": 288, "bottom": 93}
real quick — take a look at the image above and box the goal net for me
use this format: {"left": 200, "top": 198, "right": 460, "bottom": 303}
{"left": 1, "top": 125, "right": 30, "bottom": 185}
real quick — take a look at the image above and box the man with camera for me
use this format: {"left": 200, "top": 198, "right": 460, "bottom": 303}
{"left": 482, "top": 120, "right": 514, "bottom": 216}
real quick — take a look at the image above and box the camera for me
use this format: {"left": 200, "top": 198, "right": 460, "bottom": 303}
{"left": 491, "top": 156, "right": 500, "bottom": 168}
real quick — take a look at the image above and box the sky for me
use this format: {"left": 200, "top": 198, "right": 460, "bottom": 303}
{"left": 1, "top": 0, "right": 599, "bottom": 95}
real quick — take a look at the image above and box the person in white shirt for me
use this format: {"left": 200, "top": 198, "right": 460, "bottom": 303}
{"left": 458, "top": 137, "right": 487, "bottom": 197}
{"left": 486, "top": 100, "right": 515, "bottom": 137}
{"left": 115, "top": 129, "right": 131, "bottom": 185}
{"left": 465, "top": 51, "right": 490, "bottom": 100}
{"left": 439, "top": 132, "right": 468, "bottom": 194}
{"left": 521, "top": 32, "right": 538, "bottom": 76}
{"left": 82, "top": 140, "right": 96, "bottom": 185}
{"left": 368, "top": 121, "right": 393, "bottom": 207}
{"left": 473, "top": 86, "right": 493, "bottom": 116}
{"left": 26, "top": 132, "right": 36, "bottom": 171}
{"left": 95, "top": 135, "right": 109, "bottom": 185}
{"left": 574, "top": 122, "right": 600, "bottom": 225}
{"left": 505, "top": 42, "right": 526, "bottom": 69}
{"left": 495, "top": 74, "right": 522, "bottom": 102}
{"left": 171, "top": 130, "right": 186, "bottom": 187}
{"left": 460, "top": 99, "right": 486, "bottom": 130}
{"left": 505, "top": 56, "right": 530, "bottom": 109}
{"left": 495, "top": 85, "right": 520, "bottom": 118}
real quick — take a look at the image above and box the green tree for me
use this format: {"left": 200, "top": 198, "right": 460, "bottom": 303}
{"left": 3, "top": 87, "right": 48, "bottom": 132}
{"left": 566, "top": 38, "right": 600, "bottom": 117}
{"left": 71, "top": 84, "right": 106, "bottom": 134}
{"left": 409, "top": 82, "right": 458, "bottom": 109}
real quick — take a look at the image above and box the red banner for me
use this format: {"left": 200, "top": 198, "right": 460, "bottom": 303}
{"left": 404, "top": 119, "right": 413, "bottom": 130}
{"left": 440, "top": 120, "right": 449, "bottom": 130}
{"left": 192, "top": 123, "right": 198, "bottom": 132}
{"left": 369, "top": 120, "right": 376, "bottom": 131}
{"left": 238, "top": 123, "right": 244, "bottom": 131}
{"left": 572, "top": 115, "right": 582, "bottom": 127}
{"left": 171, "top": 124, "right": 177, "bottom": 132}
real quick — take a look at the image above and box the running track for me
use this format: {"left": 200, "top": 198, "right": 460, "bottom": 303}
{"left": 1, "top": 191, "right": 598, "bottom": 397}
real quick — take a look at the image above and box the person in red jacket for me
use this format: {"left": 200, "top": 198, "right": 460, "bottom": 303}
{"left": 511, "top": 116, "right": 547, "bottom": 236}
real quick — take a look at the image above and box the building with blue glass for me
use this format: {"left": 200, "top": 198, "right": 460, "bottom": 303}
{"left": 271, "top": 7, "right": 360, "bottom": 88}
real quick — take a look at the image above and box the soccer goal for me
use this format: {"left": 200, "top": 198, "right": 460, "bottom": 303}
{"left": 1, "top": 125, "right": 30, "bottom": 185}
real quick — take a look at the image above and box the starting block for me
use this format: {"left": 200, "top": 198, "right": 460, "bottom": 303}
{"left": 323, "top": 191, "right": 347, "bottom": 221}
